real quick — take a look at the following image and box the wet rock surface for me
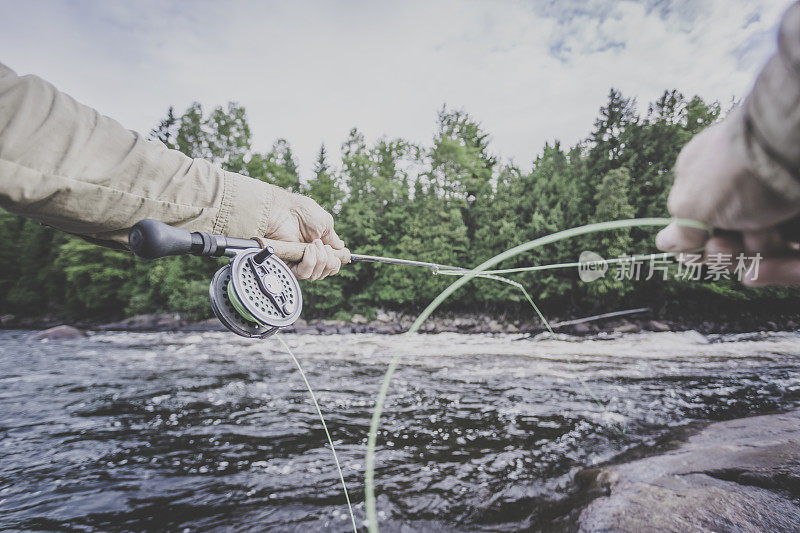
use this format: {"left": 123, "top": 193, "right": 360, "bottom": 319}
{"left": 573, "top": 409, "right": 800, "bottom": 532}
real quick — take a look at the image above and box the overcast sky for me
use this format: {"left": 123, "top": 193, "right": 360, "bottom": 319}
{"left": 0, "top": 0, "right": 793, "bottom": 177}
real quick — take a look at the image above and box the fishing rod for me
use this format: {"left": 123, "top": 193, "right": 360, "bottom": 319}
{"left": 129, "top": 216, "right": 800, "bottom": 340}
{"left": 128, "top": 219, "right": 465, "bottom": 338}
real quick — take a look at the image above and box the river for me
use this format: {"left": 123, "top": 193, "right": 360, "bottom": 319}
{"left": 1, "top": 329, "right": 798, "bottom": 531}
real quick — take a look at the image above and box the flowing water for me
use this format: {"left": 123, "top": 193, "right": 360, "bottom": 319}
{"left": 1, "top": 329, "right": 799, "bottom": 531}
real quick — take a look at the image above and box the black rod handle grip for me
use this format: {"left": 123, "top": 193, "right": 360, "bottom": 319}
{"left": 129, "top": 219, "right": 195, "bottom": 259}
{"left": 129, "top": 219, "right": 352, "bottom": 263}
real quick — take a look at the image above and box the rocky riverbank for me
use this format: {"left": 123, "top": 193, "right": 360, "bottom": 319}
{"left": 552, "top": 408, "right": 800, "bottom": 532}
{"left": 5, "top": 309, "right": 800, "bottom": 336}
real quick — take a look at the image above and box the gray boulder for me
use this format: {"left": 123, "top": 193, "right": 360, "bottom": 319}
{"left": 33, "top": 325, "right": 86, "bottom": 340}
{"left": 647, "top": 320, "right": 671, "bottom": 332}
{"left": 371, "top": 322, "right": 403, "bottom": 334}
{"left": 351, "top": 313, "right": 368, "bottom": 325}
{"left": 485, "top": 319, "right": 505, "bottom": 333}
{"left": 613, "top": 320, "right": 641, "bottom": 334}
{"left": 577, "top": 409, "right": 800, "bottom": 532}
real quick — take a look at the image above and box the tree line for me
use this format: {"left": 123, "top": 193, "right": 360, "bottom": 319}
{"left": 1, "top": 89, "right": 796, "bottom": 322}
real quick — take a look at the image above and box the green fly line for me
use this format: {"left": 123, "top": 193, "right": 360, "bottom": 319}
{"left": 363, "top": 217, "right": 710, "bottom": 533}
{"left": 274, "top": 335, "right": 358, "bottom": 533}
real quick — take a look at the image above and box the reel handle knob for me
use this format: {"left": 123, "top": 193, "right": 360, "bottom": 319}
{"left": 129, "top": 219, "right": 194, "bottom": 259}
{"left": 255, "top": 238, "right": 352, "bottom": 264}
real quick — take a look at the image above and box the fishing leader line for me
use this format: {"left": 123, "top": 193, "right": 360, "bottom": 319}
{"left": 436, "top": 251, "right": 679, "bottom": 277}
{"left": 274, "top": 335, "right": 358, "bottom": 532}
{"left": 453, "top": 269, "right": 630, "bottom": 434}
{"left": 363, "top": 217, "right": 711, "bottom": 533}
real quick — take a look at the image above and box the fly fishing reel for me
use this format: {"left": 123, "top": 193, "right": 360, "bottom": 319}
{"left": 129, "top": 219, "right": 456, "bottom": 339}
{"left": 209, "top": 247, "right": 302, "bottom": 338}
{"left": 129, "top": 220, "right": 309, "bottom": 339}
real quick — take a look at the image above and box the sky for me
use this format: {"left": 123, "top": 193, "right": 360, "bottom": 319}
{"left": 0, "top": 0, "right": 793, "bottom": 178}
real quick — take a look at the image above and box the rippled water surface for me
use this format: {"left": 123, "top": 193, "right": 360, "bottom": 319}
{"left": 1, "top": 329, "right": 799, "bottom": 531}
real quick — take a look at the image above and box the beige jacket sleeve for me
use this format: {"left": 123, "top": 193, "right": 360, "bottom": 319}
{"left": 734, "top": 1, "right": 800, "bottom": 204}
{"left": 0, "top": 61, "right": 281, "bottom": 249}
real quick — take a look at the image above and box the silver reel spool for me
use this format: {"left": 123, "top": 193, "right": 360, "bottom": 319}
{"left": 209, "top": 247, "right": 303, "bottom": 338}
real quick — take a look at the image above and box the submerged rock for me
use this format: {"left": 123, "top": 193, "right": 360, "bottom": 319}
{"left": 371, "top": 322, "right": 404, "bottom": 334}
{"left": 97, "top": 313, "right": 186, "bottom": 331}
{"left": 576, "top": 409, "right": 800, "bottom": 532}
{"left": 570, "top": 323, "right": 594, "bottom": 335}
{"left": 285, "top": 318, "right": 311, "bottom": 333}
{"left": 484, "top": 319, "right": 505, "bottom": 333}
{"left": 33, "top": 325, "right": 86, "bottom": 340}
{"left": 184, "top": 318, "right": 227, "bottom": 332}
{"left": 612, "top": 320, "right": 641, "bottom": 334}
{"left": 314, "top": 319, "right": 352, "bottom": 334}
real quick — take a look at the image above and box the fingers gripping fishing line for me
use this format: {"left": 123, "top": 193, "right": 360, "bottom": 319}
{"left": 364, "top": 217, "right": 710, "bottom": 533}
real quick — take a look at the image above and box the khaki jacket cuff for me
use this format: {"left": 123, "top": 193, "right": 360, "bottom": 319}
{"left": 218, "top": 172, "right": 278, "bottom": 239}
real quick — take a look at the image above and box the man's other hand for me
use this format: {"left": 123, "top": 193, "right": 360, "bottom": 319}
{"left": 655, "top": 112, "right": 800, "bottom": 286}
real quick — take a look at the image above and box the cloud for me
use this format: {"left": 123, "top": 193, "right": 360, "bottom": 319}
{"left": 0, "top": 0, "right": 792, "bottom": 176}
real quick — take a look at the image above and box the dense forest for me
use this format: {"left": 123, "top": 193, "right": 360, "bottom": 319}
{"left": 1, "top": 89, "right": 797, "bottom": 322}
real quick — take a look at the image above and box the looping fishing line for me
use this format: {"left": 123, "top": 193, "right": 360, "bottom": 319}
{"left": 364, "top": 217, "right": 710, "bottom": 533}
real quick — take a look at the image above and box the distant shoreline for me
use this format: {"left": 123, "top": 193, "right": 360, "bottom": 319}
{"left": 5, "top": 311, "right": 799, "bottom": 336}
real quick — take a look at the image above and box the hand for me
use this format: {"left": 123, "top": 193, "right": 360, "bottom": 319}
{"left": 655, "top": 113, "right": 800, "bottom": 286}
{"left": 265, "top": 188, "right": 345, "bottom": 280}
